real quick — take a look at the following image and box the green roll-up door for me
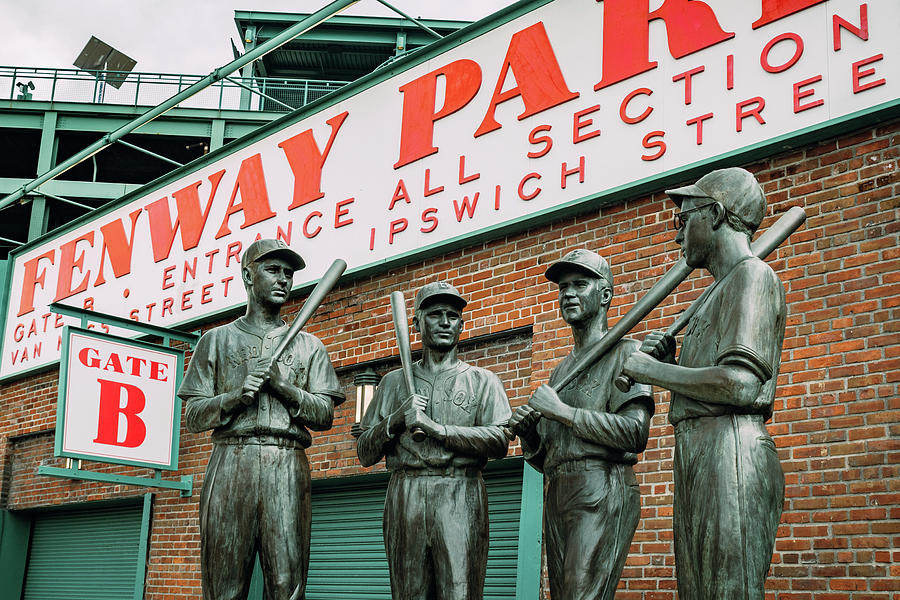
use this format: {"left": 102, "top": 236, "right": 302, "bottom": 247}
{"left": 483, "top": 465, "right": 522, "bottom": 599}
{"left": 22, "top": 503, "right": 144, "bottom": 600}
{"left": 304, "top": 460, "right": 524, "bottom": 600}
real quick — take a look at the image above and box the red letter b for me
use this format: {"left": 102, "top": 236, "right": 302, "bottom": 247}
{"left": 93, "top": 379, "right": 147, "bottom": 448}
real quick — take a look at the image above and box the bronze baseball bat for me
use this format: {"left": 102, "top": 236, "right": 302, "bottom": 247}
{"left": 613, "top": 205, "right": 807, "bottom": 391}
{"left": 241, "top": 258, "right": 347, "bottom": 405}
{"left": 504, "top": 206, "right": 806, "bottom": 439}
{"left": 390, "top": 291, "right": 427, "bottom": 442}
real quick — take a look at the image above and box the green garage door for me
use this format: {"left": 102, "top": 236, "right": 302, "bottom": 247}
{"left": 22, "top": 502, "right": 146, "bottom": 600}
{"left": 249, "top": 459, "right": 525, "bottom": 600}
{"left": 308, "top": 460, "right": 523, "bottom": 600}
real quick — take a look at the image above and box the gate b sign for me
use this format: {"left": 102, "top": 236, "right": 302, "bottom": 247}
{"left": 55, "top": 327, "right": 184, "bottom": 470}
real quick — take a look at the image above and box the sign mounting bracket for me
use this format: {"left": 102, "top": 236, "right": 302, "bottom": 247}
{"left": 49, "top": 302, "right": 200, "bottom": 349}
{"left": 39, "top": 305, "right": 200, "bottom": 496}
{"left": 38, "top": 459, "right": 193, "bottom": 497}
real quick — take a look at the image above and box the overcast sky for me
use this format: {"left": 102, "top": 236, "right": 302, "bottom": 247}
{"left": 0, "top": 0, "right": 517, "bottom": 75}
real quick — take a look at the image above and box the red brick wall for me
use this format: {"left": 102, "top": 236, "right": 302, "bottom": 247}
{"left": 1, "top": 119, "right": 897, "bottom": 599}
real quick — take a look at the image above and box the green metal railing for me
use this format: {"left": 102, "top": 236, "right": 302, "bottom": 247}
{"left": 0, "top": 0, "right": 361, "bottom": 214}
{"left": 1, "top": 65, "right": 348, "bottom": 112}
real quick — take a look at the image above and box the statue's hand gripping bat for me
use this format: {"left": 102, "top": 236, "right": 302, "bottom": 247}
{"left": 241, "top": 258, "right": 347, "bottom": 405}
{"left": 504, "top": 206, "right": 806, "bottom": 439}
{"left": 390, "top": 291, "right": 427, "bottom": 442}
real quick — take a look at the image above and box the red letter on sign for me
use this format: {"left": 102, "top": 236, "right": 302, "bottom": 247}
{"left": 753, "top": 0, "right": 827, "bottom": 29}
{"left": 852, "top": 55, "right": 885, "bottom": 94}
{"left": 394, "top": 60, "right": 482, "bottom": 169}
{"left": 736, "top": 97, "right": 766, "bottom": 132}
{"left": 833, "top": 5, "right": 868, "bottom": 51}
{"left": 279, "top": 111, "right": 349, "bottom": 209}
{"left": 475, "top": 22, "right": 578, "bottom": 137}
{"left": 93, "top": 378, "right": 147, "bottom": 448}
{"left": 594, "top": 0, "right": 732, "bottom": 91}
{"left": 18, "top": 249, "right": 55, "bottom": 317}
{"left": 144, "top": 170, "right": 226, "bottom": 263}
{"left": 215, "top": 154, "right": 277, "bottom": 239}
{"left": 53, "top": 232, "right": 95, "bottom": 303}
{"left": 94, "top": 209, "right": 142, "bottom": 286}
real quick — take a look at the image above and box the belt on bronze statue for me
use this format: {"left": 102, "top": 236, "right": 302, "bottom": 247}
{"left": 213, "top": 434, "right": 305, "bottom": 449}
{"left": 674, "top": 413, "right": 765, "bottom": 435}
{"left": 546, "top": 457, "right": 625, "bottom": 479}
{"left": 394, "top": 466, "right": 481, "bottom": 478}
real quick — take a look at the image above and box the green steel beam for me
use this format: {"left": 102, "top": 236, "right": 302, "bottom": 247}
{"left": 240, "top": 25, "right": 259, "bottom": 109}
{"left": 57, "top": 115, "right": 220, "bottom": 136}
{"left": 225, "top": 76, "right": 295, "bottom": 111}
{"left": 37, "top": 465, "right": 193, "bottom": 497}
{"left": 133, "top": 494, "right": 153, "bottom": 600}
{"left": 6, "top": 105, "right": 274, "bottom": 133}
{"left": 373, "top": 0, "right": 443, "bottom": 38}
{"left": 36, "top": 190, "right": 93, "bottom": 211}
{"left": 515, "top": 462, "right": 544, "bottom": 600}
{"left": 0, "top": 106, "right": 277, "bottom": 132}
{"left": 0, "top": 177, "right": 140, "bottom": 199}
{"left": 0, "top": 112, "right": 43, "bottom": 128}
{"left": 0, "top": 0, "right": 359, "bottom": 211}
{"left": 226, "top": 122, "right": 269, "bottom": 139}
{"left": 403, "top": 30, "right": 464, "bottom": 46}
{"left": 256, "top": 27, "right": 436, "bottom": 46}
{"left": 234, "top": 11, "right": 470, "bottom": 31}
{"left": 395, "top": 31, "right": 407, "bottom": 56}
{"left": 210, "top": 119, "right": 226, "bottom": 151}
{"left": 32, "top": 111, "right": 58, "bottom": 243}
{"left": 116, "top": 139, "right": 184, "bottom": 167}
{"left": 27, "top": 195, "right": 49, "bottom": 240}
{"left": 36, "top": 111, "right": 57, "bottom": 173}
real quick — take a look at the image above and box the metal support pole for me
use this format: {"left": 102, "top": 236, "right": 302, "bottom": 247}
{"left": 36, "top": 190, "right": 94, "bottom": 211}
{"left": 373, "top": 0, "right": 443, "bottom": 38}
{"left": 36, "top": 111, "right": 58, "bottom": 173}
{"left": 0, "top": 0, "right": 360, "bottom": 212}
{"left": 0, "top": 234, "right": 23, "bottom": 246}
{"left": 116, "top": 139, "right": 184, "bottom": 167}
{"left": 225, "top": 76, "right": 295, "bottom": 111}
{"left": 239, "top": 25, "right": 257, "bottom": 111}
{"left": 27, "top": 196, "right": 49, "bottom": 241}
{"left": 210, "top": 119, "right": 226, "bottom": 151}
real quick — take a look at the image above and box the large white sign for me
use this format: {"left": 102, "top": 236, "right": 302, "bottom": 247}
{"left": 55, "top": 327, "right": 183, "bottom": 469}
{"left": 2, "top": 0, "right": 897, "bottom": 380}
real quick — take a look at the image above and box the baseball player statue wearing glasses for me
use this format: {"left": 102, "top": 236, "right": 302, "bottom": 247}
{"left": 623, "top": 167, "right": 786, "bottom": 600}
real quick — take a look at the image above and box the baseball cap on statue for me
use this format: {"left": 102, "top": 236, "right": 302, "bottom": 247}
{"left": 414, "top": 281, "right": 467, "bottom": 312}
{"left": 666, "top": 167, "right": 767, "bottom": 233}
{"left": 545, "top": 248, "right": 612, "bottom": 285}
{"left": 241, "top": 239, "right": 305, "bottom": 270}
